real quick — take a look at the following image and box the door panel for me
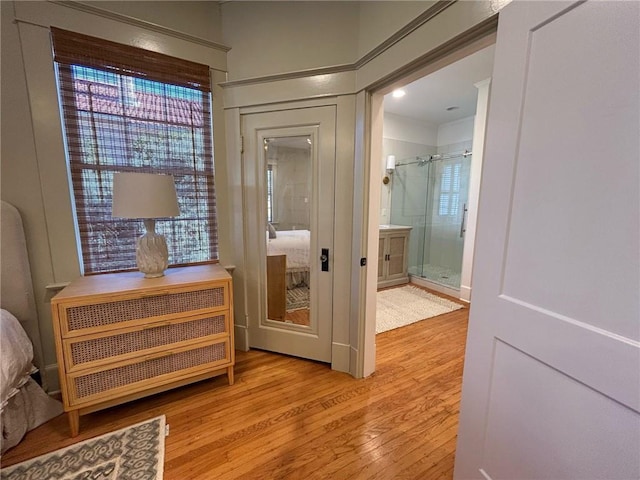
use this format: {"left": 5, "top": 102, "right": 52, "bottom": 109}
{"left": 242, "top": 106, "right": 336, "bottom": 362}
{"left": 455, "top": 2, "right": 640, "bottom": 479}
{"left": 386, "top": 234, "right": 407, "bottom": 278}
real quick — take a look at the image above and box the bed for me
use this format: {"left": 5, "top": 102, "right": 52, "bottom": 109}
{"left": 266, "top": 229, "right": 310, "bottom": 290}
{"left": 1, "top": 201, "right": 63, "bottom": 453}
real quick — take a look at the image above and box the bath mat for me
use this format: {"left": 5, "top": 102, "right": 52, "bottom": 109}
{"left": 1, "top": 415, "right": 166, "bottom": 480}
{"left": 287, "top": 286, "right": 309, "bottom": 311}
{"left": 376, "top": 285, "right": 463, "bottom": 334}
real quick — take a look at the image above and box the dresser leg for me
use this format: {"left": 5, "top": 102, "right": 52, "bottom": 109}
{"left": 227, "top": 366, "right": 234, "bottom": 385}
{"left": 68, "top": 410, "right": 80, "bottom": 437}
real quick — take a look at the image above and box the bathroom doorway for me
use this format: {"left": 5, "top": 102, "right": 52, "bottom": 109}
{"left": 378, "top": 45, "right": 495, "bottom": 301}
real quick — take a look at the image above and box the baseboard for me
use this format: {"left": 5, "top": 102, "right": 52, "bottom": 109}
{"left": 377, "top": 277, "right": 410, "bottom": 289}
{"left": 44, "top": 363, "right": 60, "bottom": 394}
{"left": 459, "top": 284, "right": 472, "bottom": 302}
{"left": 410, "top": 275, "right": 461, "bottom": 299}
{"left": 234, "top": 324, "right": 249, "bottom": 351}
{"left": 349, "top": 346, "right": 359, "bottom": 378}
{"left": 331, "top": 342, "right": 350, "bottom": 373}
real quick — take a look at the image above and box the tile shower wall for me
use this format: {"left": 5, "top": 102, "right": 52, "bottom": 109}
{"left": 381, "top": 112, "right": 437, "bottom": 225}
{"left": 384, "top": 114, "right": 475, "bottom": 284}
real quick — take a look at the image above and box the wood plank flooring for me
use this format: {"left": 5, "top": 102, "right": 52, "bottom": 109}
{"left": 1, "top": 294, "right": 469, "bottom": 479}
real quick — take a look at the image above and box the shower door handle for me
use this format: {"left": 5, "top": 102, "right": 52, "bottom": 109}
{"left": 460, "top": 203, "right": 468, "bottom": 238}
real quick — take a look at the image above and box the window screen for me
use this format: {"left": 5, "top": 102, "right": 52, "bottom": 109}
{"left": 52, "top": 28, "right": 218, "bottom": 274}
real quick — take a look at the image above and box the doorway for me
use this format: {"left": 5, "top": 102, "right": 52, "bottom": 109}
{"left": 377, "top": 45, "right": 495, "bottom": 305}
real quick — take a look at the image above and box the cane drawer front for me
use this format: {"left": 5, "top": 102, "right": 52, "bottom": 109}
{"left": 67, "top": 340, "right": 230, "bottom": 407}
{"left": 63, "top": 312, "right": 229, "bottom": 373}
{"left": 59, "top": 283, "right": 229, "bottom": 337}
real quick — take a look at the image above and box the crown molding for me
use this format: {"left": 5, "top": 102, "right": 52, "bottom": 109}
{"left": 50, "top": 1, "right": 231, "bottom": 53}
{"left": 220, "top": 63, "right": 355, "bottom": 88}
{"left": 365, "top": 14, "right": 499, "bottom": 93}
{"left": 221, "top": 0, "right": 457, "bottom": 89}
{"left": 353, "top": 0, "right": 456, "bottom": 69}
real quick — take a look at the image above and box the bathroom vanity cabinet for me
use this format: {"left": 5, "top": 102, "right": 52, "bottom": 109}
{"left": 378, "top": 225, "right": 412, "bottom": 288}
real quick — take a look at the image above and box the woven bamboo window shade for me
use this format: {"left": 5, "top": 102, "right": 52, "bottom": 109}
{"left": 51, "top": 27, "right": 218, "bottom": 274}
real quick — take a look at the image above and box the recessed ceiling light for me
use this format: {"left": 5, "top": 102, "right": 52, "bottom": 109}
{"left": 392, "top": 89, "right": 406, "bottom": 98}
{"left": 446, "top": 106, "right": 459, "bottom": 111}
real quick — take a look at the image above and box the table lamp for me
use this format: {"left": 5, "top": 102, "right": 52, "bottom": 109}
{"left": 112, "top": 172, "right": 180, "bottom": 278}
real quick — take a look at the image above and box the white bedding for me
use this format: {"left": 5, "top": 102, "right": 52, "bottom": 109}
{"left": 0, "top": 309, "right": 63, "bottom": 453}
{"left": 0, "top": 202, "right": 63, "bottom": 454}
{"left": 267, "top": 230, "right": 310, "bottom": 272}
{"left": 0, "top": 309, "right": 36, "bottom": 411}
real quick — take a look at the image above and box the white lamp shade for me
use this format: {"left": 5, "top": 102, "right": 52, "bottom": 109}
{"left": 112, "top": 172, "right": 180, "bottom": 219}
{"left": 386, "top": 155, "right": 396, "bottom": 170}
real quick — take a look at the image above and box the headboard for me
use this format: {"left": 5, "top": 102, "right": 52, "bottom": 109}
{"left": 1, "top": 201, "right": 45, "bottom": 377}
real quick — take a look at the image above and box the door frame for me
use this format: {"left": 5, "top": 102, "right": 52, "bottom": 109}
{"left": 359, "top": 28, "right": 498, "bottom": 377}
{"left": 241, "top": 107, "right": 335, "bottom": 363}
{"left": 220, "top": 9, "right": 501, "bottom": 378}
{"left": 224, "top": 96, "right": 356, "bottom": 374}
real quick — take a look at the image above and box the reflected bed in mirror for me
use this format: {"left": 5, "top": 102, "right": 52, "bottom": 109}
{"left": 267, "top": 229, "right": 310, "bottom": 326}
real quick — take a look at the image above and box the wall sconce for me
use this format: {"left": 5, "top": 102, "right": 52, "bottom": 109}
{"left": 386, "top": 155, "right": 396, "bottom": 174}
{"left": 383, "top": 155, "right": 396, "bottom": 185}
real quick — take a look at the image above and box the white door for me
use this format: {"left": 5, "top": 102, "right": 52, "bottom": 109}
{"left": 242, "top": 106, "right": 335, "bottom": 362}
{"left": 455, "top": 2, "right": 639, "bottom": 479}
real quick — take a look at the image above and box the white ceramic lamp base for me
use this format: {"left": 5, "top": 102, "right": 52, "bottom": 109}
{"left": 136, "top": 219, "right": 169, "bottom": 278}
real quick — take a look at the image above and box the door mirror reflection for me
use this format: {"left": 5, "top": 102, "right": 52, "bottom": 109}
{"left": 265, "top": 135, "right": 312, "bottom": 327}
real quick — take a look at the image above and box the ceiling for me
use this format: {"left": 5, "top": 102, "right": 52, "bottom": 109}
{"left": 384, "top": 45, "right": 496, "bottom": 125}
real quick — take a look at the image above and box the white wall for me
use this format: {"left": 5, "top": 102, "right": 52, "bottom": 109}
{"left": 221, "top": 1, "right": 359, "bottom": 81}
{"left": 357, "top": 2, "right": 435, "bottom": 58}
{"left": 78, "top": 1, "right": 224, "bottom": 44}
{"left": 437, "top": 115, "right": 475, "bottom": 147}
{"left": 1, "top": 0, "right": 501, "bottom": 384}
{"left": 383, "top": 111, "right": 438, "bottom": 145}
{"left": 0, "top": 0, "right": 227, "bottom": 390}
{"left": 220, "top": 1, "right": 439, "bottom": 82}
{"left": 380, "top": 112, "right": 437, "bottom": 271}
{"left": 270, "top": 146, "right": 311, "bottom": 231}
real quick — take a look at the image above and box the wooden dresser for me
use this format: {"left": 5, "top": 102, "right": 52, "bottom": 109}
{"left": 51, "top": 264, "right": 234, "bottom": 436}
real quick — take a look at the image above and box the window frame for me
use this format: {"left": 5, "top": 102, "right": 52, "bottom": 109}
{"left": 52, "top": 28, "right": 218, "bottom": 275}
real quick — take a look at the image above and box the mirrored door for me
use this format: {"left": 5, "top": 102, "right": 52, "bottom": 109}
{"left": 242, "top": 106, "right": 336, "bottom": 362}
{"left": 264, "top": 135, "right": 312, "bottom": 325}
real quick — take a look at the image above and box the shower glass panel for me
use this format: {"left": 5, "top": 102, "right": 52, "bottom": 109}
{"left": 390, "top": 151, "right": 472, "bottom": 290}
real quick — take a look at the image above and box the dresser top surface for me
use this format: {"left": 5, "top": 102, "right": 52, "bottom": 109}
{"left": 52, "top": 264, "right": 231, "bottom": 302}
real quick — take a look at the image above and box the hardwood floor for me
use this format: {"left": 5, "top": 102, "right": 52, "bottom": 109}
{"left": 283, "top": 307, "right": 310, "bottom": 325}
{"left": 1, "top": 298, "right": 469, "bottom": 479}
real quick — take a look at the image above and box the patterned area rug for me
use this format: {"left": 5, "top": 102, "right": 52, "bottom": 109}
{"left": 1, "top": 416, "right": 166, "bottom": 480}
{"left": 377, "top": 285, "right": 463, "bottom": 334}
{"left": 286, "top": 286, "right": 309, "bottom": 311}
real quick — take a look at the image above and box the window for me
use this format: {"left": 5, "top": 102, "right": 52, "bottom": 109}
{"left": 267, "top": 164, "right": 274, "bottom": 223}
{"left": 438, "top": 163, "right": 461, "bottom": 217}
{"left": 52, "top": 28, "right": 217, "bottom": 274}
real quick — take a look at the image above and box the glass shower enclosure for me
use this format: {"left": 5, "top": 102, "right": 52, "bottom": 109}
{"left": 389, "top": 149, "right": 472, "bottom": 290}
